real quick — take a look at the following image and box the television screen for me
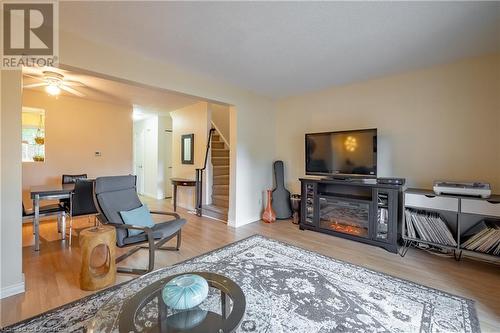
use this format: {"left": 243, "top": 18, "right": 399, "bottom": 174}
{"left": 305, "top": 129, "right": 377, "bottom": 177}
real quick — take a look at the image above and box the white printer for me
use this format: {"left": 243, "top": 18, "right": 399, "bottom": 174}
{"left": 433, "top": 181, "right": 491, "bottom": 198}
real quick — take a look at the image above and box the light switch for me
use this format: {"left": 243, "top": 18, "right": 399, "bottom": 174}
{"left": 95, "top": 151, "right": 102, "bottom": 157}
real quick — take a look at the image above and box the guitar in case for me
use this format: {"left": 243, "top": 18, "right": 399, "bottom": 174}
{"left": 272, "top": 160, "right": 292, "bottom": 219}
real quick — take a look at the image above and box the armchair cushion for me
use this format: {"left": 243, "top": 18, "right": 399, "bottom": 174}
{"left": 120, "top": 204, "right": 155, "bottom": 237}
{"left": 122, "top": 218, "right": 186, "bottom": 246}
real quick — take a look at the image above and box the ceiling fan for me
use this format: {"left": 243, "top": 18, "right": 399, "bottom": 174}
{"left": 23, "top": 70, "right": 86, "bottom": 97}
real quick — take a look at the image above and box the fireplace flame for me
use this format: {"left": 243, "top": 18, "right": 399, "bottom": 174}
{"left": 330, "top": 223, "right": 364, "bottom": 236}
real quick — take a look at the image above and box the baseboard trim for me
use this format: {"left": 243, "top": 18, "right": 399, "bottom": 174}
{"left": 231, "top": 215, "right": 261, "bottom": 228}
{"left": 0, "top": 275, "right": 25, "bottom": 299}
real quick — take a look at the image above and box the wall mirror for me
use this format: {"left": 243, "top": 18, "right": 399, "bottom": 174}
{"left": 181, "top": 134, "right": 194, "bottom": 164}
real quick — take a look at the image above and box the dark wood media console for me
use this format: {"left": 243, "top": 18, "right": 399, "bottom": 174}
{"left": 299, "top": 178, "right": 405, "bottom": 253}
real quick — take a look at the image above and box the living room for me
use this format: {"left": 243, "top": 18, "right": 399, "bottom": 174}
{"left": 1, "top": 2, "right": 499, "bottom": 332}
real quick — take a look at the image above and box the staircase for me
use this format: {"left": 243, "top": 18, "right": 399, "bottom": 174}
{"left": 203, "top": 130, "right": 229, "bottom": 221}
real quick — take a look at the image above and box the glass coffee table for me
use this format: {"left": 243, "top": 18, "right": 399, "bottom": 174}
{"left": 88, "top": 272, "right": 246, "bottom": 333}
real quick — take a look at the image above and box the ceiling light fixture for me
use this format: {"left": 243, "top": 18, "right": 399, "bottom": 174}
{"left": 344, "top": 136, "right": 357, "bottom": 152}
{"left": 45, "top": 84, "right": 61, "bottom": 96}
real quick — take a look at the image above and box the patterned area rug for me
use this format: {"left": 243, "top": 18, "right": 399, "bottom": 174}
{"left": 2, "top": 235, "right": 480, "bottom": 333}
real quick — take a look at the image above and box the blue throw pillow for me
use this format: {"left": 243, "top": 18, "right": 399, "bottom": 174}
{"left": 120, "top": 204, "right": 155, "bottom": 237}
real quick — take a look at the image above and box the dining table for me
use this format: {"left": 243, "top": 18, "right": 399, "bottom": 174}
{"left": 30, "top": 183, "right": 75, "bottom": 251}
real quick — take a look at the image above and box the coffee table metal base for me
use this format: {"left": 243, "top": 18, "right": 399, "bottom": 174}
{"left": 89, "top": 272, "right": 246, "bottom": 333}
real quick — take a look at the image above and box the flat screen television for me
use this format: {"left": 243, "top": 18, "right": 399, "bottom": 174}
{"left": 305, "top": 129, "right": 377, "bottom": 177}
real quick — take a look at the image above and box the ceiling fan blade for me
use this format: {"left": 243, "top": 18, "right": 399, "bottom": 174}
{"left": 22, "top": 66, "right": 44, "bottom": 76}
{"left": 23, "top": 74, "right": 44, "bottom": 81}
{"left": 60, "top": 85, "right": 86, "bottom": 97}
{"left": 63, "top": 80, "right": 85, "bottom": 87}
{"left": 24, "top": 83, "right": 47, "bottom": 88}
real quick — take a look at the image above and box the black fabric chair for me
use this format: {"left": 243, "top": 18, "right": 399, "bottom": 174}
{"left": 64, "top": 179, "right": 98, "bottom": 246}
{"left": 62, "top": 174, "right": 88, "bottom": 184}
{"left": 93, "top": 175, "right": 186, "bottom": 274}
{"left": 60, "top": 174, "right": 88, "bottom": 209}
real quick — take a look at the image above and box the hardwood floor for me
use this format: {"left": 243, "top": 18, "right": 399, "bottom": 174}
{"left": 1, "top": 197, "right": 499, "bottom": 331}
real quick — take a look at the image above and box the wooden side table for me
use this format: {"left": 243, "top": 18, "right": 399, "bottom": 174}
{"left": 170, "top": 178, "right": 197, "bottom": 212}
{"left": 79, "top": 226, "right": 116, "bottom": 291}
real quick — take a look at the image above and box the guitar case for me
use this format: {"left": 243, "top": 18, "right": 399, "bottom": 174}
{"left": 272, "top": 160, "right": 292, "bottom": 219}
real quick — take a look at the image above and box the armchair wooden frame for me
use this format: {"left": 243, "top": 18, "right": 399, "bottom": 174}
{"left": 93, "top": 177, "right": 184, "bottom": 275}
{"left": 96, "top": 211, "right": 182, "bottom": 275}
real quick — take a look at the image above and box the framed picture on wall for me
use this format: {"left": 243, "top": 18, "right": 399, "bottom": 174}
{"left": 181, "top": 134, "right": 194, "bottom": 164}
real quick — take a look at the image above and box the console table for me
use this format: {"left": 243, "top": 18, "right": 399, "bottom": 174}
{"left": 170, "top": 178, "right": 197, "bottom": 212}
{"left": 402, "top": 188, "right": 500, "bottom": 263}
{"left": 299, "top": 178, "right": 405, "bottom": 253}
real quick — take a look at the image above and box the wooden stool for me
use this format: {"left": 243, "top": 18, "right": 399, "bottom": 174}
{"left": 79, "top": 226, "right": 116, "bottom": 291}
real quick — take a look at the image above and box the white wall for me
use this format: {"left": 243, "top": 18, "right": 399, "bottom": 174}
{"left": 1, "top": 70, "right": 24, "bottom": 299}
{"left": 276, "top": 54, "right": 500, "bottom": 193}
{"left": 210, "top": 103, "right": 230, "bottom": 145}
{"left": 171, "top": 102, "right": 211, "bottom": 210}
{"left": 59, "top": 30, "right": 276, "bottom": 227}
{"left": 22, "top": 90, "right": 133, "bottom": 206}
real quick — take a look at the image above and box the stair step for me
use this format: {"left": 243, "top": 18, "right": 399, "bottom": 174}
{"left": 212, "top": 149, "right": 229, "bottom": 158}
{"left": 202, "top": 204, "right": 228, "bottom": 221}
{"left": 212, "top": 195, "right": 229, "bottom": 208}
{"left": 211, "top": 157, "right": 229, "bottom": 166}
{"left": 213, "top": 166, "right": 229, "bottom": 176}
{"left": 212, "top": 184, "right": 229, "bottom": 195}
{"left": 213, "top": 175, "right": 229, "bottom": 185}
{"left": 209, "top": 130, "right": 230, "bottom": 213}
{"left": 212, "top": 141, "right": 225, "bottom": 149}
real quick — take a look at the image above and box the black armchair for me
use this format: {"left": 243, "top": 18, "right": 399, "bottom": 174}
{"left": 93, "top": 175, "right": 186, "bottom": 275}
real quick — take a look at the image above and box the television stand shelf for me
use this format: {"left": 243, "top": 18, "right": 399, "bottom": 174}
{"left": 401, "top": 188, "right": 500, "bottom": 264}
{"left": 299, "top": 177, "right": 405, "bottom": 253}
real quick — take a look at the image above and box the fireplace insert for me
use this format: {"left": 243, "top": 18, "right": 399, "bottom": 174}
{"left": 319, "top": 196, "right": 370, "bottom": 238}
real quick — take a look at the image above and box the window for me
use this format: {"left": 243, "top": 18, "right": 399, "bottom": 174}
{"left": 22, "top": 107, "right": 45, "bottom": 162}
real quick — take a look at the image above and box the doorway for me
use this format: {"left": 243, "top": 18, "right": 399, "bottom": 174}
{"left": 134, "top": 128, "right": 145, "bottom": 195}
{"left": 163, "top": 129, "right": 173, "bottom": 198}
{"left": 133, "top": 110, "right": 174, "bottom": 199}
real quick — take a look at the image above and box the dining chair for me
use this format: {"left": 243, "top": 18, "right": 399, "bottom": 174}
{"left": 93, "top": 175, "right": 186, "bottom": 274}
{"left": 60, "top": 174, "right": 88, "bottom": 210}
{"left": 63, "top": 179, "right": 98, "bottom": 246}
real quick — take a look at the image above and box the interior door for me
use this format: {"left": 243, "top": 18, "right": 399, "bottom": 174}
{"left": 164, "top": 130, "right": 173, "bottom": 198}
{"left": 134, "top": 129, "right": 145, "bottom": 195}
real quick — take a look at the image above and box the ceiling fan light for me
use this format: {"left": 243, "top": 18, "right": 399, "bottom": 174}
{"left": 45, "top": 84, "right": 61, "bottom": 96}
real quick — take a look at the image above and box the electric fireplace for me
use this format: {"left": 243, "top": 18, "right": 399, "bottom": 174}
{"left": 299, "top": 177, "right": 404, "bottom": 253}
{"left": 319, "top": 196, "right": 370, "bottom": 238}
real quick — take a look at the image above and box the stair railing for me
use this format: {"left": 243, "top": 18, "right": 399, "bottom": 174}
{"left": 195, "top": 128, "right": 216, "bottom": 216}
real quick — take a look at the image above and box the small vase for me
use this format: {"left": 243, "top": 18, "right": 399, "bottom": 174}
{"left": 262, "top": 189, "right": 276, "bottom": 223}
{"left": 162, "top": 274, "right": 209, "bottom": 310}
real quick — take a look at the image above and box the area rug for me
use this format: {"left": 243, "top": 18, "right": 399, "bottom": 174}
{"left": 2, "top": 235, "right": 479, "bottom": 333}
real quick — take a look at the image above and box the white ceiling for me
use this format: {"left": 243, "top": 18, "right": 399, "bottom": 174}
{"left": 60, "top": 2, "right": 500, "bottom": 98}
{"left": 22, "top": 67, "right": 202, "bottom": 113}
